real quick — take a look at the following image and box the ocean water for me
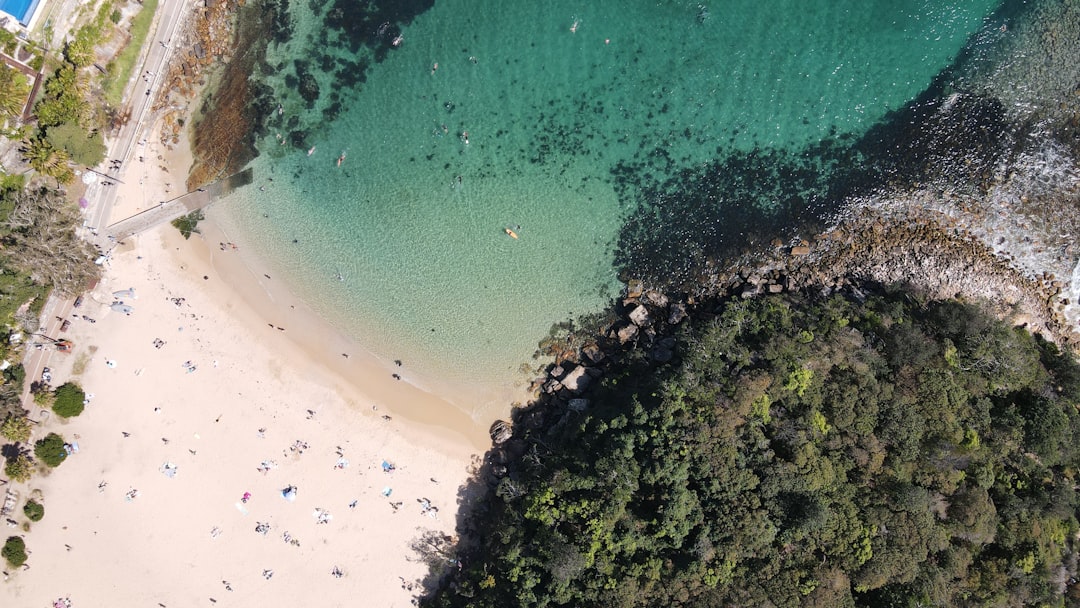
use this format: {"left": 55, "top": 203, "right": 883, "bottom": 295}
{"left": 213, "top": 0, "right": 1004, "bottom": 418}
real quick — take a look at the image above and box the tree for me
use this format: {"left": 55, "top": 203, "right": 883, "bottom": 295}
{"left": 0, "top": 412, "right": 31, "bottom": 443}
{"left": 2, "top": 186, "right": 101, "bottom": 296}
{"left": 3, "top": 453, "right": 32, "bottom": 482}
{"left": 52, "top": 382, "right": 85, "bottom": 418}
{"left": 2, "top": 363, "right": 26, "bottom": 389}
{"left": 45, "top": 122, "right": 106, "bottom": 166}
{"left": 19, "top": 137, "right": 74, "bottom": 183}
{"left": 33, "top": 432, "right": 66, "bottom": 467}
{"left": 1, "top": 536, "right": 26, "bottom": 567}
{"left": 0, "top": 65, "right": 29, "bottom": 119}
{"left": 22, "top": 499, "right": 43, "bottom": 522}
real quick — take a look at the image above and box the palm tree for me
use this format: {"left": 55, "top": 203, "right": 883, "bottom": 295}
{"left": 0, "top": 65, "right": 30, "bottom": 119}
{"left": 20, "top": 137, "right": 73, "bottom": 184}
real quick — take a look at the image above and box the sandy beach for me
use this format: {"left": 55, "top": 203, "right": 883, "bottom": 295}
{"left": 1, "top": 121, "right": 487, "bottom": 606}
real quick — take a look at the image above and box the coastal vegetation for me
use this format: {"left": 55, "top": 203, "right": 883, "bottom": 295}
{"left": 3, "top": 454, "right": 33, "bottom": 483}
{"left": 22, "top": 499, "right": 43, "bottom": 522}
{"left": 0, "top": 185, "right": 101, "bottom": 298}
{"left": 34, "top": 432, "right": 67, "bottom": 468}
{"left": 171, "top": 209, "right": 204, "bottom": 239}
{"left": 425, "top": 291, "right": 1080, "bottom": 607}
{"left": 1, "top": 535, "right": 26, "bottom": 568}
{"left": 0, "top": 64, "right": 31, "bottom": 124}
{"left": 0, "top": 411, "right": 31, "bottom": 443}
{"left": 17, "top": 0, "right": 157, "bottom": 182}
{"left": 52, "top": 382, "right": 86, "bottom": 419}
{"left": 103, "top": 0, "right": 159, "bottom": 105}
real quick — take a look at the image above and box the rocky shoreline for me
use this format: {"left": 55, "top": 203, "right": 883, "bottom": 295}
{"left": 491, "top": 199, "right": 1079, "bottom": 470}
{"left": 173, "top": 0, "right": 1080, "bottom": 419}
{"left": 141, "top": 0, "right": 269, "bottom": 190}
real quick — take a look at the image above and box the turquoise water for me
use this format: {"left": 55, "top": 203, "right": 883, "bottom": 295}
{"left": 214, "top": 0, "right": 1002, "bottom": 415}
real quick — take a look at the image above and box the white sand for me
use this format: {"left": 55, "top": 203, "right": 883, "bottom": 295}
{"left": 1, "top": 138, "right": 487, "bottom": 604}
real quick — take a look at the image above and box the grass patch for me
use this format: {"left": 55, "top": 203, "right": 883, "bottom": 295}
{"left": 103, "top": 0, "right": 159, "bottom": 106}
{"left": 71, "top": 348, "right": 94, "bottom": 375}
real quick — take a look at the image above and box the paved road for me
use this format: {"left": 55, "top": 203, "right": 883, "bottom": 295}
{"left": 85, "top": 0, "right": 193, "bottom": 233}
{"left": 20, "top": 0, "right": 194, "bottom": 408}
{"left": 103, "top": 186, "right": 215, "bottom": 242}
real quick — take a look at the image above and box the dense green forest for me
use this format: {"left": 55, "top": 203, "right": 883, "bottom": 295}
{"left": 425, "top": 291, "right": 1080, "bottom": 607}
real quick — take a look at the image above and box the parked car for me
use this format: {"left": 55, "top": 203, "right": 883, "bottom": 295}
{"left": 73, "top": 295, "right": 84, "bottom": 308}
{"left": 41, "top": 367, "right": 52, "bottom": 383}
{"left": 60, "top": 319, "right": 71, "bottom": 332}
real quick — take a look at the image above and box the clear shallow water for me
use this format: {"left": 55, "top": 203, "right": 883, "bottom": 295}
{"left": 214, "top": 0, "right": 1001, "bottom": 416}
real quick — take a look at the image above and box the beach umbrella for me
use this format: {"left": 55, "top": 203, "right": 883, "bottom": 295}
{"left": 281, "top": 486, "right": 297, "bottom": 502}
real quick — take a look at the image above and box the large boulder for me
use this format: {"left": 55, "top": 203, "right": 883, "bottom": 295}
{"left": 582, "top": 343, "right": 606, "bottom": 364}
{"left": 668, "top": 301, "right": 688, "bottom": 325}
{"left": 489, "top": 420, "right": 512, "bottom": 445}
{"left": 560, "top": 366, "right": 592, "bottom": 394}
{"left": 644, "top": 290, "right": 669, "bottom": 307}
{"left": 629, "top": 304, "right": 652, "bottom": 327}
{"left": 617, "top": 323, "right": 639, "bottom": 344}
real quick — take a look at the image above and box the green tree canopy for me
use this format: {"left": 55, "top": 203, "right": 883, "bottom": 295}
{"left": 22, "top": 499, "right": 43, "bottom": 522}
{"left": 2, "top": 453, "right": 33, "bottom": 483}
{"left": 0, "top": 412, "right": 31, "bottom": 443}
{"left": 1, "top": 536, "right": 26, "bottom": 567}
{"left": 34, "top": 432, "right": 66, "bottom": 467}
{"left": 0, "top": 65, "right": 30, "bottom": 119}
{"left": 52, "top": 382, "right": 86, "bottom": 418}
{"left": 45, "top": 122, "right": 106, "bottom": 166}
{"left": 424, "top": 293, "right": 1080, "bottom": 608}
{"left": 20, "top": 138, "right": 74, "bottom": 184}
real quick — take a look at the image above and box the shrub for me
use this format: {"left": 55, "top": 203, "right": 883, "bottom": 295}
{"left": 3, "top": 453, "right": 33, "bottom": 483}
{"left": 33, "top": 432, "right": 66, "bottom": 467}
{"left": 1, "top": 536, "right": 26, "bottom": 567}
{"left": 52, "top": 382, "right": 85, "bottom": 418}
{"left": 31, "top": 388, "right": 53, "bottom": 407}
{"left": 22, "top": 499, "right": 43, "bottom": 522}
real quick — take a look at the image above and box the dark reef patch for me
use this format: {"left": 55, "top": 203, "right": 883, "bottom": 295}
{"left": 613, "top": 135, "right": 871, "bottom": 289}
{"left": 612, "top": 38, "right": 1028, "bottom": 290}
{"left": 324, "top": 0, "right": 434, "bottom": 60}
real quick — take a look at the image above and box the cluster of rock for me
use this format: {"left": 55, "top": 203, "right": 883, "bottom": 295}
{"left": 485, "top": 205, "right": 1078, "bottom": 474}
